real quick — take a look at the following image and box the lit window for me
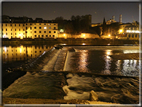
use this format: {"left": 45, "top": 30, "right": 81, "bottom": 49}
{"left": 44, "top": 27, "right": 47, "bottom": 29}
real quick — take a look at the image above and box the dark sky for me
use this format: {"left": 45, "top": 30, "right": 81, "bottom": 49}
{"left": 2, "top": 2, "right": 140, "bottom": 23}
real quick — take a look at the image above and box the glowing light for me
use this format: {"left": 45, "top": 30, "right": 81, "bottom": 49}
{"left": 126, "top": 30, "right": 140, "bottom": 33}
{"left": 119, "top": 29, "right": 123, "bottom": 33}
{"left": 3, "top": 34, "right": 7, "bottom": 38}
{"left": 108, "top": 34, "right": 111, "bottom": 37}
{"left": 82, "top": 43, "right": 86, "bottom": 45}
{"left": 60, "top": 29, "right": 64, "bottom": 32}
{"left": 44, "top": 27, "right": 47, "bottom": 29}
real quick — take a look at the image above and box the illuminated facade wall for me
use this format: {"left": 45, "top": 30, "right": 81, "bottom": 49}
{"left": 2, "top": 23, "right": 58, "bottom": 39}
{"left": 118, "top": 24, "right": 140, "bottom": 40}
{"left": 58, "top": 33, "right": 100, "bottom": 39}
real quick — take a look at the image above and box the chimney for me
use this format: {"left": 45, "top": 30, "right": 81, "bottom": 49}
{"left": 112, "top": 16, "right": 115, "bottom": 21}
{"left": 119, "top": 14, "right": 122, "bottom": 23}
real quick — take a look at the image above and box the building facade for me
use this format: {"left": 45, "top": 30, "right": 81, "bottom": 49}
{"left": 2, "top": 22, "right": 58, "bottom": 39}
{"left": 2, "top": 16, "right": 58, "bottom": 39}
{"left": 117, "top": 22, "right": 140, "bottom": 40}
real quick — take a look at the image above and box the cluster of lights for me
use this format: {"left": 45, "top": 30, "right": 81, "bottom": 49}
{"left": 126, "top": 30, "right": 140, "bottom": 33}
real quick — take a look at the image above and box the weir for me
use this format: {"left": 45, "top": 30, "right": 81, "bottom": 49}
{"left": 2, "top": 45, "right": 141, "bottom": 104}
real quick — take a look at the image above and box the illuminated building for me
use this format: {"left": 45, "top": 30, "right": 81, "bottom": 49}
{"left": 2, "top": 16, "right": 58, "bottom": 39}
{"left": 117, "top": 22, "right": 140, "bottom": 40}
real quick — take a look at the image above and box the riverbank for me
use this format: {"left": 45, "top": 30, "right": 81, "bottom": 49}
{"left": 2, "top": 38, "right": 139, "bottom": 46}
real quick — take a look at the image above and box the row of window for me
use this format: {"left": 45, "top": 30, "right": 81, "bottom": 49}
{"left": 127, "top": 34, "right": 139, "bottom": 38}
{"left": 3, "top": 31, "right": 56, "bottom": 35}
{"left": 126, "top": 27, "right": 139, "bottom": 30}
{"left": 35, "top": 35, "right": 55, "bottom": 38}
{"left": 3, "top": 27, "right": 56, "bottom": 31}
{"left": 3, "top": 23, "right": 57, "bottom": 26}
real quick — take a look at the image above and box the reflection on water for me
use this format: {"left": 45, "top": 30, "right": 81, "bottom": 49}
{"left": 78, "top": 50, "right": 89, "bottom": 72}
{"left": 67, "top": 50, "right": 140, "bottom": 76}
{"left": 2, "top": 45, "right": 54, "bottom": 63}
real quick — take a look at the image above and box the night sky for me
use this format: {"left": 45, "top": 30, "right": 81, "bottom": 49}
{"left": 2, "top": 2, "right": 140, "bottom": 23}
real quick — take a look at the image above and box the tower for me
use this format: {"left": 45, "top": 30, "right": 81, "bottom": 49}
{"left": 112, "top": 16, "right": 115, "bottom": 21}
{"left": 119, "top": 14, "right": 122, "bottom": 23}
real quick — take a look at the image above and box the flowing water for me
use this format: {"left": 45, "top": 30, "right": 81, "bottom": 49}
{"left": 64, "top": 49, "right": 140, "bottom": 76}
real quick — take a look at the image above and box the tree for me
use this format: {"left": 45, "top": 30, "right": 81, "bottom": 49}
{"left": 102, "top": 17, "right": 107, "bottom": 35}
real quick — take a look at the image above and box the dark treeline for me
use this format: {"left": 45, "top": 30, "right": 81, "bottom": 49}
{"left": 53, "top": 15, "right": 122, "bottom": 36}
{"left": 53, "top": 14, "right": 92, "bottom": 34}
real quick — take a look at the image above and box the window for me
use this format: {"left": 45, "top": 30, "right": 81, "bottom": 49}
{"left": 30, "top": 27, "right": 32, "bottom": 30}
{"left": 19, "top": 24, "right": 20, "bottom": 26}
{"left": 54, "top": 27, "right": 56, "bottom": 29}
{"left": 15, "top": 24, "right": 16, "bottom": 26}
{"left": 15, "top": 33, "right": 16, "bottom": 35}
{"left": 10, "top": 24, "right": 12, "bottom": 26}
{"left": 38, "top": 35, "right": 40, "bottom": 38}
{"left": 49, "top": 27, "right": 51, "bottom": 29}
{"left": 49, "top": 31, "right": 51, "bottom": 33}
{"left": 49, "top": 35, "right": 51, "bottom": 37}
{"left": 34, "top": 27, "right": 36, "bottom": 29}
{"left": 6, "top": 29, "right": 7, "bottom": 31}
{"left": 34, "top": 31, "right": 36, "bottom": 33}
{"left": 11, "top": 29, "right": 12, "bottom": 31}
{"left": 6, "top": 24, "right": 7, "bottom": 26}
{"left": 39, "top": 23, "right": 41, "bottom": 25}
{"left": 132, "top": 34, "right": 134, "bottom": 38}
{"left": 53, "top": 35, "right": 55, "bottom": 37}
{"left": 39, "top": 31, "right": 41, "bottom": 33}
{"left": 19, "top": 29, "right": 20, "bottom": 31}
{"left": 39, "top": 27, "right": 41, "bottom": 29}
{"left": 35, "top": 51, "right": 37, "bottom": 53}
{"left": 44, "top": 23, "right": 46, "bottom": 25}
{"left": 35, "top": 35, "right": 37, "bottom": 37}
{"left": 54, "top": 24, "right": 56, "bottom": 25}
{"left": 135, "top": 34, "right": 137, "bottom": 38}
{"left": 26, "top": 27, "right": 27, "bottom": 29}
{"left": 23, "top": 24, "right": 24, "bottom": 26}
{"left": 46, "top": 35, "right": 48, "bottom": 37}
{"left": 129, "top": 34, "right": 131, "bottom": 38}
{"left": 30, "top": 23, "right": 32, "bottom": 25}
{"left": 11, "top": 33, "right": 12, "bottom": 35}
{"left": 44, "top": 31, "right": 46, "bottom": 33}
{"left": 54, "top": 31, "right": 56, "bottom": 33}
{"left": 42, "top": 35, "right": 44, "bottom": 37}
{"left": 15, "top": 29, "right": 16, "bottom": 31}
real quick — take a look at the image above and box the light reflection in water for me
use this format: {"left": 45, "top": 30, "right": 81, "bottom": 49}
{"left": 102, "top": 50, "right": 112, "bottom": 74}
{"left": 78, "top": 50, "right": 89, "bottom": 72}
{"left": 2, "top": 45, "right": 53, "bottom": 63}
{"left": 121, "top": 59, "right": 140, "bottom": 76}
